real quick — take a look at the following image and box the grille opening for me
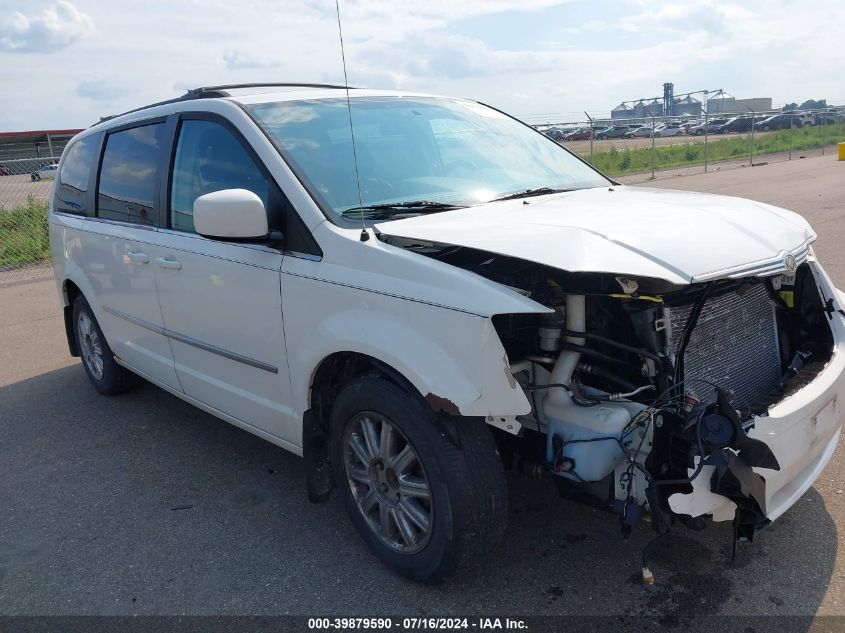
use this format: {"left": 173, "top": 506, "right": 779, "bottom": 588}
{"left": 668, "top": 282, "right": 781, "bottom": 412}
{"left": 667, "top": 264, "right": 833, "bottom": 417}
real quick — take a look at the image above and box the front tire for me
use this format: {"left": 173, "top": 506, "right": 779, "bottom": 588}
{"left": 330, "top": 376, "right": 507, "bottom": 583}
{"left": 73, "top": 295, "right": 133, "bottom": 395}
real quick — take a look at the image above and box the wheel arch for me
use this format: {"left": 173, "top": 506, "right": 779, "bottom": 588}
{"left": 303, "top": 350, "right": 454, "bottom": 504}
{"left": 59, "top": 271, "right": 107, "bottom": 357}
{"left": 310, "top": 351, "right": 426, "bottom": 424}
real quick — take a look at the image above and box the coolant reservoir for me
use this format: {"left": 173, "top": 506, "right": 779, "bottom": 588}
{"left": 545, "top": 402, "right": 633, "bottom": 482}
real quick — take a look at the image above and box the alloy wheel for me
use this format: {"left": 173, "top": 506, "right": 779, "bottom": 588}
{"left": 343, "top": 412, "right": 434, "bottom": 553}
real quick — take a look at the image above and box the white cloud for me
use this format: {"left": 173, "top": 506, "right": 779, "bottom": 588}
{"left": 0, "top": 1, "right": 93, "bottom": 53}
{"left": 1, "top": 0, "right": 844, "bottom": 130}
{"left": 611, "top": 0, "right": 752, "bottom": 37}
{"left": 223, "top": 49, "right": 283, "bottom": 70}
{"left": 76, "top": 78, "right": 129, "bottom": 101}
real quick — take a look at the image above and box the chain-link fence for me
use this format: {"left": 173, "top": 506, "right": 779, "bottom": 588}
{"left": 0, "top": 168, "right": 55, "bottom": 285}
{"left": 533, "top": 107, "right": 845, "bottom": 182}
{"left": 0, "top": 131, "right": 76, "bottom": 284}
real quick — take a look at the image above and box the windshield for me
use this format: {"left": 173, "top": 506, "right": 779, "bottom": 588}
{"left": 245, "top": 96, "right": 610, "bottom": 222}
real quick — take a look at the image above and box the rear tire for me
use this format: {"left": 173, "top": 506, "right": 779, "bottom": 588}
{"left": 31, "top": 174, "right": 40, "bottom": 181}
{"left": 73, "top": 295, "right": 133, "bottom": 395}
{"left": 330, "top": 375, "right": 507, "bottom": 583}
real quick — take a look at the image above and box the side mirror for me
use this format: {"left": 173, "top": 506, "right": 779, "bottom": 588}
{"left": 193, "top": 189, "right": 268, "bottom": 239}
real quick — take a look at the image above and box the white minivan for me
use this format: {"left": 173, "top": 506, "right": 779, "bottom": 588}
{"left": 51, "top": 84, "right": 844, "bottom": 582}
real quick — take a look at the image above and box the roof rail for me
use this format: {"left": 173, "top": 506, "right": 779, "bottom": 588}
{"left": 92, "top": 94, "right": 192, "bottom": 127}
{"left": 185, "top": 82, "right": 355, "bottom": 97}
{"left": 92, "top": 82, "right": 355, "bottom": 127}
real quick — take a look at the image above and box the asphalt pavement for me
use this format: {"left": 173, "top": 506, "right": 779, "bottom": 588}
{"left": 1, "top": 154, "right": 844, "bottom": 624}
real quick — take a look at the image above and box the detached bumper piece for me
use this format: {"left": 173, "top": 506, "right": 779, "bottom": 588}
{"left": 708, "top": 389, "right": 780, "bottom": 541}
{"left": 651, "top": 388, "right": 782, "bottom": 541}
{"left": 710, "top": 451, "right": 771, "bottom": 542}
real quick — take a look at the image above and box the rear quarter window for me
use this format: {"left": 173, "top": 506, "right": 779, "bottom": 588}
{"left": 55, "top": 133, "right": 101, "bottom": 216}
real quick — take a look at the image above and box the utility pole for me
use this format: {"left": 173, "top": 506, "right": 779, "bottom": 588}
{"left": 651, "top": 115, "right": 656, "bottom": 179}
{"left": 744, "top": 104, "right": 755, "bottom": 166}
{"left": 789, "top": 111, "right": 794, "bottom": 160}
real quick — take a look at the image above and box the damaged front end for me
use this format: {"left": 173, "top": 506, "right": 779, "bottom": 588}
{"left": 384, "top": 234, "right": 844, "bottom": 544}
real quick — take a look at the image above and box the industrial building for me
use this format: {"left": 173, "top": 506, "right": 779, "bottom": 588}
{"left": 611, "top": 100, "right": 664, "bottom": 119}
{"left": 612, "top": 84, "right": 704, "bottom": 120}
{"left": 706, "top": 95, "right": 773, "bottom": 114}
{"left": 610, "top": 83, "right": 772, "bottom": 120}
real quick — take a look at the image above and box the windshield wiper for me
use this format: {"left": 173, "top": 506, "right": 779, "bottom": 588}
{"left": 340, "top": 200, "right": 465, "bottom": 219}
{"left": 491, "top": 187, "right": 570, "bottom": 202}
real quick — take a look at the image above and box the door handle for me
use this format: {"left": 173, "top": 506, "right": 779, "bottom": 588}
{"left": 156, "top": 257, "right": 182, "bottom": 270}
{"left": 127, "top": 251, "right": 150, "bottom": 264}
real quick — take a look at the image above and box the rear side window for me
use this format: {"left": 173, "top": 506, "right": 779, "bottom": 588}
{"left": 56, "top": 134, "right": 99, "bottom": 216}
{"left": 170, "top": 119, "right": 269, "bottom": 232}
{"left": 97, "top": 123, "right": 165, "bottom": 225}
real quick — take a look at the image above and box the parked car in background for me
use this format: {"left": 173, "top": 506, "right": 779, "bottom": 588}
{"left": 562, "top": 128, "right": 595, "bottom": 141}
{"left": 794, "top": 112, "right": 815, "bottom": 127}
{"left": 814, "top": 110, "right": 844, "bottom": 125}
{"left": 712, "top": 116, "right": 757, "bottom": 134}
{"left": 625, "top": 125, "right": 654, "bottom": 138}
{"left": 653, "top": 123, "right": 684, "bottom": 137}
{"left": 756, "top": 114, "right": 787, "bottom": 131}
{"left": 544, "top": 127, "right": 583, "bottom": 141}
{"left": 687, "top": 119, "right": 729, "bottom": 135}
{"left": 597, "top": 125, "right": 637, "bottom": 139}
{"left": 31, "top": 164, "right": 58, "bottom": 181}
{"left": 757, "top": 113, "right": 809, "bottom": 131}
{"left": 679, "top": 120, "right": 702, "bottom": 134}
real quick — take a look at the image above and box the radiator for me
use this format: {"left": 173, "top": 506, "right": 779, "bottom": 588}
{"left": 668, "top": 283, "right": 781, "bottom": 409}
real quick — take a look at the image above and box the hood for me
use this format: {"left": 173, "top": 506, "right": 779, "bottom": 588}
{"left": 375, "top": 186, "right": 815, "bottom": 285}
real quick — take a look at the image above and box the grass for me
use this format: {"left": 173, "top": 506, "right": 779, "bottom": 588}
{"left": 0, "top": 196, "right": 50, "bottom": 268}
{"left": 582, "top": 123, "right": 845, "bottom": 177}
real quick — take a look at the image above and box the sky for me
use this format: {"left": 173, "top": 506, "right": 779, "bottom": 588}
{"left": 1, "top": 0, "right": 844, "bottom": 131}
